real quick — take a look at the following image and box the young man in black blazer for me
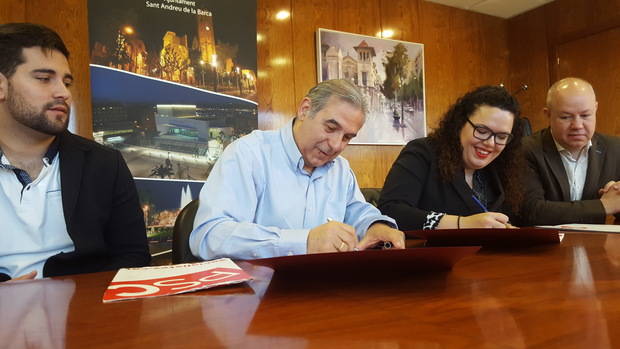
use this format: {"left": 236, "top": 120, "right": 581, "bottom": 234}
{"left": 0, "top": 23, "right": 150, "bottom": 281}
{"left": 521, "top": 77, "right": 620, "bottom": 225}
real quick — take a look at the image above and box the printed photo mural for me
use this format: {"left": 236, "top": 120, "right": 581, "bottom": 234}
{"left": 135, "top": 178, "right": 204, "bottom": 258}
{"left": 88, "top": 0, "right": 257, "bottom": 256}
{"left": 317, "top": 28, "right": 425, "bottom": 145}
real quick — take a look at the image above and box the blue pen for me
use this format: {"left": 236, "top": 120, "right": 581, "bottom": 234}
{"left": 471, "top": 194, "right": 512, "bottom": 228}
{"left": 471, "top": 194, "right": 488, "bottom": 212}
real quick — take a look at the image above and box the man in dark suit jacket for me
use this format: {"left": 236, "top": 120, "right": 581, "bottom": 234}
{"left": 521, "top": 78, "right": 620, "bottom": 225}
{"left": 0, "top": 23, "right": 150, "bottom": 281}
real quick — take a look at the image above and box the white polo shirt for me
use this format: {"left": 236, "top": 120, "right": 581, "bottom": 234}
{"left": 0, "top": 144, "right": 74, "bottom": 279}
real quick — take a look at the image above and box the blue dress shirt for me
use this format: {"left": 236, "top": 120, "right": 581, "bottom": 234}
{"left": 190, "top": 118, "right": 396, "bottom": 260}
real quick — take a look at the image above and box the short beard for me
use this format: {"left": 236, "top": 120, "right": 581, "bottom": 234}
{"left": 7, "top": 83, "right": 70, "bottom": 136}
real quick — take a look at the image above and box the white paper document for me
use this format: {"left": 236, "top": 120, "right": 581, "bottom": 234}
{"left": 536, "top": 224, "right": 620, "bottom": 233}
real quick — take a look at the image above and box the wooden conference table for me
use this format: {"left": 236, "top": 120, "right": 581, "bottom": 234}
{"left": 2, "top": 231, "right": 620, "bottom": 348}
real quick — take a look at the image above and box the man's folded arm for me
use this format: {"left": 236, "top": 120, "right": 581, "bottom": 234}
{"left": 190, "top": 219, "right": 309, "bottom": 260}
{"left": 520, "top": 161, "right": 606, "bottom": 225}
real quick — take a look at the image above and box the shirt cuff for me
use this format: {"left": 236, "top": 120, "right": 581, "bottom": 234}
{"left": 368, "top": 219, "right": 397, "bottom": 229}
{"left": 276, "top": 228, "right": 310, "bottom": 256}
{"left": 423, "top": 211, "right": 445, "bottom": 230}
{"left": 357, "top": 215, "right": 398, "bottom": 239}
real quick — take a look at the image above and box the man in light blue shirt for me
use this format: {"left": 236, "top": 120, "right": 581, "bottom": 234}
{"left": 190, "top": 79, "right": 404, "bottom": 260}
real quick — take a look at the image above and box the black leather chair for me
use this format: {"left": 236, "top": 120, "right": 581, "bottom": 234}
{"left": 361, "top": 188, "right": 382, "bottom": 207}
{"left": 172, "top": 199, "right": 201, "bottom": 264}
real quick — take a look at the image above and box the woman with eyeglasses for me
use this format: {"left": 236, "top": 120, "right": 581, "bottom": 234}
{"left": 378, "top": 85, "right": 525, "bottom": 230}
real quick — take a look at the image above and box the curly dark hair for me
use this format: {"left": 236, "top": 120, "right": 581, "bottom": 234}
{"left": 427, "top": 85, "right": 525, "bottom": 212}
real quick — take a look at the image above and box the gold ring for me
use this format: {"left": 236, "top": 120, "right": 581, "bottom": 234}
{"left": 339, "top": 242, "right": 346, "bottom": 250}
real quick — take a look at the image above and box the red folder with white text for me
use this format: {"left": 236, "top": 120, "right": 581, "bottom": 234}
{"left": 102, "top": 258, "right": 252, "bottom": 303}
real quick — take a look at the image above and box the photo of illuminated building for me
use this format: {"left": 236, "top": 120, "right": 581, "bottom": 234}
{"left": 88, "top": 0, "right": 257, "bottom": 258}
{"left": 88, "top": 0, "right": 257, "bottom": 181}
{"left": 135, "top": 178, "right": 204, "bottom": 258}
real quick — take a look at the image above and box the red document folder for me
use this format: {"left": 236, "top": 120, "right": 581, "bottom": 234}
{"left": 248, "top": 246, "right": 480, "bottom": 275}
{"left": 406, "top": 227, "right": 561, "bottom": 247}
{"left": 102, "top": 258, "right": 252, "bottom": 302}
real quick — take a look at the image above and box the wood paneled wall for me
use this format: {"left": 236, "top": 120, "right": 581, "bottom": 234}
{"left": 0, "top": 1, "right": 25, "bottom": 22}
{"left": 0, "top": 0, "right": 92, "bottom": 136}
{"left": 259, "top": 0, "right": 510, "bottom": 187}
{"left": 556, "top": 27, "right": 620, "bottom": 137}
{"left": 508, "top": 0, "right": 620, "bottom": 134}
{"left": 2, "top": 0, "right": 518, "bottom": 188}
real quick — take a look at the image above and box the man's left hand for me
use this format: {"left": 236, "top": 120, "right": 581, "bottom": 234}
{"left": 599, "top": 180, "right": 620, "bottom": 196}
{"left": 357, "top": 223, "right": 405, "bottom": 250}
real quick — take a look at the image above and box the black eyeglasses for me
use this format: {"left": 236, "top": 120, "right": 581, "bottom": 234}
{"left": 466, "top": 119, "right": 513, "bottom": 145}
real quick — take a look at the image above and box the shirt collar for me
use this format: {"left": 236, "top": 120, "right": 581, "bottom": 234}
{"left": 0, "top": 136, "right": 60, "bottom": 169}
{"left": 279, "top": 117, "right": 334, "bottom": 175}
{"left": 43, "top": 136, "right": 60, "bottom": 166}
{"left": 551, "top": 132, "right": 592, "bottom": 158}
{"left": 555, "top": 140, "right": 593, "bottom": 153}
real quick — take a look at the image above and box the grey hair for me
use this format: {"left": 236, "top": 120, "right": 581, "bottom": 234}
{"left": 305, "top": 79, "right": 368, "bottom": 118}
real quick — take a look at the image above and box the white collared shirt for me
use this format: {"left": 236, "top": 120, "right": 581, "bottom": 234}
{"left": 552, "top": 137, "right": 592, "bottom": 201}
{"left": 0, "top": 152, "right": 74, "bottom": 279}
